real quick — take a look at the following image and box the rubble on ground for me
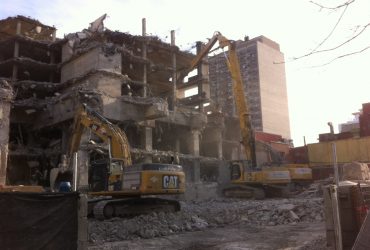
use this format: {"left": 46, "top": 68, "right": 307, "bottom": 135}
{"left": 297, "top": 236, "right": 333, "bottom": 250}
{"left": 89, "top": 197, "right": 324, "bottom": 244}
{"left": 295, "top": 178, "right": 333, "bottom": 198}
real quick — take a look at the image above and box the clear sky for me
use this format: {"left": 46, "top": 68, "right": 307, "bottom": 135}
{"left": 2, "top": 0, "right": 370, "bottom": 146}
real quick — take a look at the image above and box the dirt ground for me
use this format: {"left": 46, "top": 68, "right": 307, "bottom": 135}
{"left": 89, "top": 222, "right": 329, "bottom": 250}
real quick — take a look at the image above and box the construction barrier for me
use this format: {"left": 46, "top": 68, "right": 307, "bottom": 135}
{"left": 0, "top": 192, "right": 78, "bottom": 250}
{"left": 308, "top": 136, "right": 370, "bottom": 165}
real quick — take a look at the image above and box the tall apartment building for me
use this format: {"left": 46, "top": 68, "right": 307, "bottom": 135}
{"left": 209, "top": 36, "right": 291, "bottom": 140}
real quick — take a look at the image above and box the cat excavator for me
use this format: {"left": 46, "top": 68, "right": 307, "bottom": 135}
{"left": 60, "top": 104, "right": 185, "bottom": 219}
{"left": 182, "top": 32, "right": 311, "bottom": 199}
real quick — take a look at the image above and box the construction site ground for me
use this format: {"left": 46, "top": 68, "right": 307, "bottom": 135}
{"left": 89, "top": 189, "right": 331, "bottom": 250}
{"left": 90, "top": 222, "right": 326, "bottom": 250}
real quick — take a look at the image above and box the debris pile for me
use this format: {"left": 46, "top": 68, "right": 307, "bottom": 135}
{"left": 89, "top": 197, "right": 324, "bottom": 244}
{"left": 294, "top": 178, "right": 333, "bottom": 198}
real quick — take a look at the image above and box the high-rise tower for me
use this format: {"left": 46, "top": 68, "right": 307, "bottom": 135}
{"left": 209, "top": 35, "right": 291, "bottom": 139}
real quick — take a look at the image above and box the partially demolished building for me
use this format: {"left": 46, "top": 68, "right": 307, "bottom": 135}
{"left": 0, "top": 15, "right": 226, "bottom": 191}
{"left": 0, "top": 15, "right": 290, "bottom": 194}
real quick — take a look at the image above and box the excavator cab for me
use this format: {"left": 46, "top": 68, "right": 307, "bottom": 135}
{"left": 230, "top": 162, "right": 242, "bottom": 181}
{"left": 230, "top": 160, "right": 255, "bottom": 182}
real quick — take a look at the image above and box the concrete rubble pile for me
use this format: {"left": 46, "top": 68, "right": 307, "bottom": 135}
{"left": 295, "top": 179, "right": 331, "bottom": 198}
{"left": 89, "top": 197, "right": 324, "bottom": 243}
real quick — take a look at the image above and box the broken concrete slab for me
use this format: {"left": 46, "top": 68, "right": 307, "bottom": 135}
{"left": 61, "top": 46, "right": 122, "bottom": 83}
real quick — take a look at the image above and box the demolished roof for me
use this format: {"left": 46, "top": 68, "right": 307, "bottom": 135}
{"left": 0, "top": 15, "right": 56, "bottom": 41}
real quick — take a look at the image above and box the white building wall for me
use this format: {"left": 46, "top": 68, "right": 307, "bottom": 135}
{"left": 257, "top": 41, "right": 291, "bottom": 139}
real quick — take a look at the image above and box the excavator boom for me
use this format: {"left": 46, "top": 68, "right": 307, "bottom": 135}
{"left": 69, "top": 105, "right": 132, "bottom": 165}
{"left": 183, "top": 32, "right": 256, "bottom": 165}
{"left": 185, "top": 32, "right": 292, "bottom": 199}
{"left": 225, "top": 42, "right": 256, "bottom": 166}
{"left": 65, "top": 105, "right": 185, "bottom": 219}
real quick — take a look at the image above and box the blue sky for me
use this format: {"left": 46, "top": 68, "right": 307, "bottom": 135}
{"left": 2, "top": 0, "right": 370, "bottom": 146}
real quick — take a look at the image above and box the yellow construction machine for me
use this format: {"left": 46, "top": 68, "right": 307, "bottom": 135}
{"left": 183, "top": 32, "right": 311, "bottom": 199}
{"left": 60, "top": 104, "right": 185, "bottom": 219}
{"left": 278, "top": 163, "right": 312, "bottom": 185}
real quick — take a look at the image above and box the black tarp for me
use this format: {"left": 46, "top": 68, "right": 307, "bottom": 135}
{"left": 0, "top": 192, "right": 78, "bottom": 250}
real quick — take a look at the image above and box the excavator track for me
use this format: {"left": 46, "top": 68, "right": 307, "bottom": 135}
{"left": 92, "top": 197, "right": 181, "bottom": 220}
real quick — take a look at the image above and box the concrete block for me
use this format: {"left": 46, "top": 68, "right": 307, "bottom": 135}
{"left": 190, "top": 113, "right": 207, "bottom": 129}
{"left": 145, "top": 102, "right": 169, "bottom": 120}
{"left": 61, "top": 47, "right": 121, "bottom": 83}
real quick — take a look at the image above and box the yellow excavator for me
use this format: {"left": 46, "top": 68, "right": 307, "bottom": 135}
{"left": 182, "top": 32, "right": 311, "bottom": 199}
{"left": 63, "top": 104, "right": 185, "bottom": 219}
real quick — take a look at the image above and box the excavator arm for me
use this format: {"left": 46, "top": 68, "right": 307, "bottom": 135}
{"left": 66, "top": 105, "right": 185, "bottom": 220}
{"left": 69, "top": 105, "right": 132, "bottom": 166}
{"left": 225, "top": 42, "right": 256, "bottom": 166}
{"left": 181, "top": 32, "right": 256, "bottom": 166}
{"left": 179, "top": 32, "right": 229, "bottom": 79}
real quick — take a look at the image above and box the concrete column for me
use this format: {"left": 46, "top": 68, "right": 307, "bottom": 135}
{"left": 77, "top": 150, "right": 89, "bottom": 191}
{"left": 189, "top": 130, "right": 201, "bottom": 183}
{"left": 77, "top": 194, "right": 88, "bottom": 250}
{"left": 330, "top": 185, "right": 343, "bottom": 250}
{"left": 49, "top": 50, "right": 55, "bottom": 82}
{"left": 141, "top": 126, "right": 152, "bottom": 163}
{"left": 213, "top": 128, "right": 223, "bottom": 160}
{"left": 175, "top": 138, "right": 180, "bottom": 153}
{"left": 217, "top": 137, "right": 223, "bottom": 160}
{"left": 13, "top": 42, "right": 19, "bottom": 57}
{"left": 12, "top": 21, "right": 21, "bottom": 81}
{"left": 193, "top": 159, "right": 200, "bottom": 183}
{"left": 0, "top": 80, "right": 13, "bottom": 185}
{"left": 140, "top": 19, "right": 154, "bottom": 164}
{"left": 171, "top": 30, "right": 177, "bottom": 112}
{"left": 189, "top": 130, "right": 200, "bottom": 157}
{"left": 12, "top": 43, "right": 19, "bottom": 80}
{"left": 12, "top": 66, "right": 18, "bottom": 81}
{"left": 52, "top": 29, "right": 56, "bottom": 42}
{"left": 77, "top": 133, "right": 89, "bottom": 191}
{"left": 142, "top": 18, "right": 147, "bottom": 97}
{"left": 196, "top": 42, "right": 204, "bottom": 112}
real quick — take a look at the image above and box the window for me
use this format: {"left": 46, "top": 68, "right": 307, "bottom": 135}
{"left": 184, "top": 87, "right": 198, "bottom": 97}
